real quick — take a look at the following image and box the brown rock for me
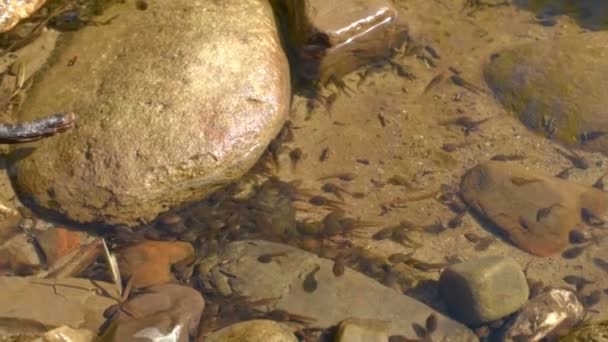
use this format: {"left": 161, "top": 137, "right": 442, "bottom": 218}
{"left": 11, "top": 0, "right": 291, "bottom": 226}
{"left": 100, "top": 284, "right": 204, "bottom": 342}
{"left": 460, "top": 161, "right": 608, "bottom": 256}
{"left": 272, "top": 0, "right": 408, "bottom": 83}
{"left": 117, "top": 240, "right": 194, "bottom": 288}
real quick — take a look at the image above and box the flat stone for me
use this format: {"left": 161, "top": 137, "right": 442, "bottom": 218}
{"left": 0, "top": 0, "right": 48, "bottom": 33}
{"left": 460, "top": 161, "right": 608, "bottom": 256}
{"left": 99, "top": 284, "right": 204, "bottom": 342}
{"left": 204, "top": 320, "right": 297, "bottom": 342}
{"left": 271, "top": 0, "right": 408, "bottom": 83}
{"left": 11, "top": 0, "right": 291, "bottom": 226}
{"left": 199, "top": 240, "right": 477, "bottom": 341}
{"left": 484, "top": 32, "right": 608, "bottom": 154}
{"left": 439, "top": 256, "right": 529, "bottom": 325}
{"left": 335, "top": 318, "right": 390, "bottom": 342}
{"left": 0, "top": 277, "right": 118, "bottom": 331}
{"left": 501, "top": 288, "right": 584, "bottom": 341}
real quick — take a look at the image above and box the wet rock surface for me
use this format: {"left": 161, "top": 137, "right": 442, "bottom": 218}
{"left": 117, "top": 240, "right": 194, "bottom": 288}
{"left": 335, "top": 317, "right": 389, "bottom": 342}
{"left": 100, "top": 283, "right": 204, "bottom": 342}
{"left": 0, "top": 277, "right": 118, "bottom": 331}
{"left": 460, "top": 161, "right": 608, "bottom": 256}
{"left": 204, "top": 320, "right": 298, "bottom": 342}
{"left": 0, "top": 0, "right": 48, "bottom": 33}
{"left": 199, "top": 240, "right": 477, "bottom": 341}
{"left": 10, "top": 0, "right": 291, "bottom": 226}
{"left": 272, "top": 0, "right": 408, "bottom": 84}
{"left": 484, "top": 32, "right": 608, "bottom": 153}
{"left": 501, "top": 288, "right": 584, "bottom": 342}
{"left": 439, "top": 256, "right": 529, "bottom": 325}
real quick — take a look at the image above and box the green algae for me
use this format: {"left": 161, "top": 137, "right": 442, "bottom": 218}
{"left": 559, "top": 320, "right": 608, "bottom": 341}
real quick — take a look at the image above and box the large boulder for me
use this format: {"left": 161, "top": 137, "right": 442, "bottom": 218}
{"left": 10, "top": 0, "right": 291, "bottom": 226}
{"left": 484, "top": 32, "right": 608, "bottom": 154}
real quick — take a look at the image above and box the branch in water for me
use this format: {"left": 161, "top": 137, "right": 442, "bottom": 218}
{"left": 0, "top": 112, "right": 76, "bottom": 144}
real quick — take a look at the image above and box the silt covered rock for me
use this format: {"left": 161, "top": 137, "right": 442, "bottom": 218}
{"left": 484, "top": 32, "right": 608, "bottom": 154}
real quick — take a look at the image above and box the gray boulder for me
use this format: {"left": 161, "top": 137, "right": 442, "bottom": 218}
{"left": 11, "top": 0, "right": 291, "bottom": 226}
{"left": 198, "top": 240, "right": 478, "bottom": 341}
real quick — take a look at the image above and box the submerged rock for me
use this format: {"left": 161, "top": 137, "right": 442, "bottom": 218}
{"left": 204, "top": 320, "right": 297, "bottom": 342}
{"left": 0, "top": 0, "right": 48, "bottom": 33}
{"left": 501, "top": 288, "right": 584, "bottom": 341}
{"left": 559, "top": 320, "right": 608, "bottom": 341}
{"left": 117, "top": 240, "right": 194, "bottom": 288}
{"left": 100, "top": 284, "right": 204, "bottom": 342}
{"left": 198, "top": 240, "right": 477, "bottom": 341}
{"left": 484, "top": 32, "right": 608, "bottom": 154}
{"left": 439, "top": 256, "right": 529, "bottom": 325}
{"left": 0, "top": 277, "right": 118, "bottom": 331}
{"left": 271, "top": 0, "right": 407, "bottom": 84}
{"left": 335, "top": 318, "right": 390, "bottom": 342}
{"left": 460, "top": 161, "right": 608, "bottom": 256}
{"left": 11, "top": 0, "right": 291, "bottom": 226}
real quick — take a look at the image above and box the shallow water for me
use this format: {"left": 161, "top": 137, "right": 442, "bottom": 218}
{"left": 0, "top": 0, "right": 607, "bottom": 341}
